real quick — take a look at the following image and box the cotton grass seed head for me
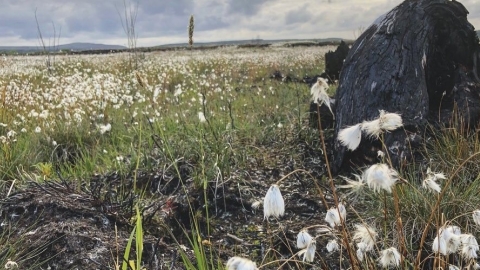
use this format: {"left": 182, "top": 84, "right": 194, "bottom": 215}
{"left": 326, "top": 239, "right": 339, "bottom": 253}
{"left": 198, "top": 111, "right": 206, "bottom": 123}
{"left": 422, "top": 177, "right": 441, "bottom": 193}
{"left": 325, "top": 203, "right": 346, "bottom": 228}
{"left": 378, "top": 247, "right": 401, "bottom": 268}
{"left": 226, "top": 257, "right": 258, "bottom": 270}
{"left": 472, "top": 210, "right": 480, "bottom": 226}
{"left": 378, "top": 110, "right": 403, "bottom": 131}
{"left": 338, "top": 123, "right": 362, "bottom": 151}
{"left": 362, "top": 163, "right": 399, "bottom": 193}
{"left": 296, "top": 230, "right": 313, "bottom": 249}
{"left": 353, "top": 224, "right": 377, "bottom": 252}
{"left": 459, "top": 234, "right": 479, "bottom": 260}
{"left": 356, "top": 242, "right": 368, "bottom": 262}
{"left": 361, "top": 119, "right": 382, "bottom": 139}
{"left": 338, "top": 174, "right": 365, "bottom": 196}
{"left": 298, "top": 240, "right": 316, "bottom": 262}
{"left": 423, "top": 168, "right": 446, "bottom": 193}
{"left": 433, "top": 226, "right": 463, "bottom": 255}
{"left": 311, "top": 77, "right": 334, "bottom": 117}
{"left": 263, "top": 184, "right": 285, "bottom": 219}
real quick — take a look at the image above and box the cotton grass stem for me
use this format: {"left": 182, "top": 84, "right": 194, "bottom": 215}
{"left": 415, "top": 151, "right": 480, "bottom": 268}
{"left": 316, "top": 104, "right": 359, "bottom": 270}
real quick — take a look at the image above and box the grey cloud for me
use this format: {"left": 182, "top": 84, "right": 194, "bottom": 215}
{"left": 196, "top": 16, "right": 230, "bottom": 31}
{"left": 285, "top": 4, "right": 312, "bottom": 25}
{"left": 139, "top": 0, "right": 193, "bottom": 16}
{"left": 226, "top": 0, "right": 272, "bottom": 16}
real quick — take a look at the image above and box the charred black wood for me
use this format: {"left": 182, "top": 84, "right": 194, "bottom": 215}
{"left": 309, "top": 101, "right": 336, "bottom": 130}
{"left": 332, "top": 0, "right": 480, "bottom": 173}
{"left": 324, "top": 40, "right": 350, "bottom": 82}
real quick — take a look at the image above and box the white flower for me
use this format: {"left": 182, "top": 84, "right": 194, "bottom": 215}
{"left": 251, "top": 201, "right": 262, "bottom": 210}
{"left": 226, "top": 257, "right": 258, "bottom": 270}
{"left": 423, "top": 177, "right": 441, "bottom": 193}
{"left": 6, "top": 130, "right": 16, "bottom": 138}
{"left": 433, "top": 226, "right": 462, "bottom": 255}
{"left": 99, "top": 123, "right": 111, "bottom": 134}
{"left": 378, "top": 247, "right": 401, "bottom": 268}
{"left": 353, "top": 224, "right": 377, "bottom": 252}
{"left": 4, "top": 260, "right": 18, "bottom": 269}
{"left": 361, "top": 110, "right": 403, "bottom": 139}
{"left": 198, "top": 112, "right": 206, "bottom": 123}
{"left": 338, "top": 174, "right": 365, "bottom": 195}
{"left": 473, "top": 210, "right": 480, "bottom": 226}
{"left": 296, "top": 230, "right": 313, "bottom": 249}
{"left": 459, "top": 234, "right": 479, "bottom": 260}
{"left": 449, "top": 266, "right": 460, "bottom": 270}
{"left": 338, "top": 124, "right": 362, "bottom": 151}
{"left": 263, "top": 184, "right": 285, "bottom": 219}
{"left": 356, "top": 242, "right": 368, "bottom": 262}
{"left": 310, "top": 77, "right": 334, "bottom": 117}
{"left": 443, "top": 226, "right": 462, "bottom": 254}
{"left": 326, "top": 239, "right": 339, "bottom": 253}
{"left": 34, "top": 126, "right": 41, "bottom": 133}
{"left": 378, "top": 110, "right": 403, "bottom": 131}
{"left": 362, "top": 163, "right": 399, "bottom": 193}
{"left": 361, "top": 119, "right": 382, "bottom": 139}
{"left": 432, "top": 235, "right": 447, "bottom": 255}
{"left": 298, "top": 240, "right": 316, "bottom": 262}
{"left": 422, "top": 168, "right": 445, "bottom": 193}
{"left": 325, "top": 203, "right": 346, "bottom": 228}
{"left": 377, "top": 150, "right": 385, "bottom": 158}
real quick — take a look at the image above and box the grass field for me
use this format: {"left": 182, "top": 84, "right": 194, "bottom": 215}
{"left": 1, "top": 46, "right": 480, "bottom": 269}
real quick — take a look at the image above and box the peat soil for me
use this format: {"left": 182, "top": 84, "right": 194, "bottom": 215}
{"left": 0, "top": 129, "right": 344, "bottom": 270}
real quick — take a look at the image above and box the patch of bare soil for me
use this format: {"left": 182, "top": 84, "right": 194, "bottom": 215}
{"left": 0, "top": 136, "right": 341, "bottom": 269}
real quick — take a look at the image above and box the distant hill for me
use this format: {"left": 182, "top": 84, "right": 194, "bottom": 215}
{"left": 154, "top": 38, "right": 352, "bottom": 48}
{"left": 0, "top": 43, "right": 126, "bottom": 53}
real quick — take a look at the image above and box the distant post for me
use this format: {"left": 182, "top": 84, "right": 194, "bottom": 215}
{"left": 188, "top": 15, "right": 194, "bottom": 49}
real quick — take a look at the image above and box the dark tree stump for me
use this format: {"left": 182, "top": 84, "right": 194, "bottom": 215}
{"left": 332, "top": 0, "right": 480, "bottom": 173}
{"left": 324, "top": 40, "right": 350, "bottom": 81}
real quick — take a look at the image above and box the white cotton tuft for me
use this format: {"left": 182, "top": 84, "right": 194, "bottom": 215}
{"left": 338, "top": 124, "right": 362, "bottom": 151}
{"left": 423, "top": 168, "right": 446, "bottom": 193}
{"left": 459, "top": 234, "right": 479, "bottom": 260}
{"left": 325, "top": 203, "right": 346, "bottom": 228}
{"left": 353, "top": 224, "right": 377, "bottom": 252}
{"left": 378, "top": 247, "right": 401, "bottom": 268}
{"left": 296, "top": 230, "right": 313, "bottom": 249}
{"left": 310, "top": 78, "right": 334, "bottom": 118}
{"left": 362, "top": 163, "right": 399, "bottom": 193}
{"left": 432, "top": 235, "right": 447, "bottom": 255}
{"left": 472, "top": 210, "right": 480, "bottom": 226}
{"left": 198, "top": 111, "right": 206, "bottom": 123}
{"left": 378, "top": 110, "right": 403, "bottom": 131}
{"left": 326, "top": 239, "right": 339, "bottom": 253}
{"left": 423, "top": 177, "right": 441, "bottom": 193}
{"left": 361, "top": 119, "right": 382, "bottom": 139}
{"left": 298, "top": 240, "right": 316, "bottom": 262}
{"left": 226, "top": 257, "right": 258, "bottom": 270}
{"left": 263, "top": 184, "right": 285, "bottom": 219}
{"left": 356, "top": 242, "right": 368, "bottom": 262}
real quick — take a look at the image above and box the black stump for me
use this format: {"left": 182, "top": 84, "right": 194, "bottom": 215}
{"left": 332, "top": 0, "right": 480, "bottom": 173}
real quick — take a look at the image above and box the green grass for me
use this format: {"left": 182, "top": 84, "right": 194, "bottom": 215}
{"left": 1, "top": 47, "right": 480, "bottom": 269}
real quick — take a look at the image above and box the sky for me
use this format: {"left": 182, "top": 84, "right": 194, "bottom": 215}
{"left": 1, "top": 0, "right": 479, "bottom": 47}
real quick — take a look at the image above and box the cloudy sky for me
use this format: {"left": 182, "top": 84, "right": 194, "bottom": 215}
{"left": 1, "top": 0, "right": 479, "bottom": 47}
